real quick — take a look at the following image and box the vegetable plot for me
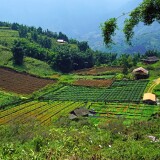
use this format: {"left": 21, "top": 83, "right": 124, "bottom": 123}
{"left": 89, "top": 102, "right": 159, "bottom": 121}
{"left": 43, "top": 80, "right": 148, "bottom": 103}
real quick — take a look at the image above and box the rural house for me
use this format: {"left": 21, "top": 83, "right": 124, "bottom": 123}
{"left": 57, "top": 39, "right": 66, "bottom": 43}
{"left": 141, "top": 56, "right": 159, "bottom": 64}
{"left": 132, "top": 67, "right": 149, "bottom": 79}
{"left": 143, "top": 93, "right": 157, "bottom": 105}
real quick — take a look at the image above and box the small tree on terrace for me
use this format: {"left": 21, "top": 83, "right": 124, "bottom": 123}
{"left": 12, "top": 40, "right": 25, "bottom": 65}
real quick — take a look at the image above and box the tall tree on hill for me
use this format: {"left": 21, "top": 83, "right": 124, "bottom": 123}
{"left": 18, "top": 25, "right": 28, "bottom": 38}
{"left": 101, "top": 0, "right": 160, "bottom": 46}
{"left": 58, "top": 32, "right": 69, "bottom": 42}
{"left": 77, "top": 41, "right": 89, "bottom": 52}
{"left": 11, "top": 23, "right": 19, "bottom": 30}
{"left": 37, "top": 27, "right": 43, "bottom": 34}
{"left": 31, "top": 31, "right": 38, "bottom": 42}
{"left": 12, "top": 40, "right": 25, "bottom": 65}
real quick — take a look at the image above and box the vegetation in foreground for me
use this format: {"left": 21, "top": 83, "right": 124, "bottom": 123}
{"left": 0, "top": 117, "right": 160, "bottom": 160}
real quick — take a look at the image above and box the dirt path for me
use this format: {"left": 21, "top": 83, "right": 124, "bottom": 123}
{"left": 147, "top": 78, "right": 160, "bottom": 93}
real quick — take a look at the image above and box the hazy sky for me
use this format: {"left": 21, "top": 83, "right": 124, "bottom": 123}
{"left": 0, "top": 0, "right": 133, "bottom": 22}
{"left": 0, "top": 0, "right": 141, "bottom": 36}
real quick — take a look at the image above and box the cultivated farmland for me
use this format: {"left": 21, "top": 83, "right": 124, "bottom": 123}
{"left": 42, "top": 80, "right": 148, "bottom": 103}
{"left": 0, "top": 67, "right": 56, "bottom": 94}
{"left": 0, "top": 101, "right": 85, "bottom": 125}
{"left": 89, "top": 102, "right": 159, "bottom": 122}
{"left": 73, "top": 66, "right": 123, "bottom": 75}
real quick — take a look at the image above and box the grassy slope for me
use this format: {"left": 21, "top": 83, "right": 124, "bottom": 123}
{"left": 0, "top": 90, "right": 22, "bottom": 108}
{"left": 0, "top": 28, "right": 57, "bottom": 78}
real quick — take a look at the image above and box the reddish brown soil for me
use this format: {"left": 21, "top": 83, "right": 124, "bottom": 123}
{"left": 73, "top": 66, "right": 123, "bottom": 75}
{"left": 73, "top": 79, "right": 114, "bottom": 87}
{"left": 0, "top": 68, "right": 56, "bottom": 94}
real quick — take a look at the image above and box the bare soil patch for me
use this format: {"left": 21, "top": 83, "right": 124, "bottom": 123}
{"left": 0, "top": 67, "right": 56, "bottom": 94}
{"left": 73, "top": 79, "right": 114, "bottom": 87}
{"left": 73, "top": 66, "right": 123, "bottom": 75}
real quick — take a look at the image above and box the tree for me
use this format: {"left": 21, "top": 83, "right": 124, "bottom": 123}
{"left": 118, "top": 54, "right": 134, "bottom": 74}
{"left": 37, "top": 27, "right": 43, "bottom": 34}
{"left": 31, "top": 31, "right": 38, "bottom": 42}
{"left": 77, "top": 41, "right": 89, "bottom": 52}
{"left": 58, "top": 32, "right": 69, "bottom": 42}
{"left": 52, "top": 50, "right": 73, "bottom": 73}
{"left": 18, "top": 25, "right": 28, "bottom": 38}
{"left": 38, "top": 36, "right": 52, "bottom": 49}
{"left": 12, "top": 41, "right": 25, "bottom": 65}
{"left": 101, "top": 0, "right": 160, "bottom": 45}
{"left": 11, "top": 23, "right": 19, "bottom": 30}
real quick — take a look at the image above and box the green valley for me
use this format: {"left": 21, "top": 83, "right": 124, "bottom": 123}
{"left": 0, "top": 0, "right": 160, "bottom": 159}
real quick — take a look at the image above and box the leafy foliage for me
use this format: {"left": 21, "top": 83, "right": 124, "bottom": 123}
{"left": 0, "top": 91, "right": 21, "bottom": 109}
{"left": 77, "top": 41, "right": 89, "bottom": 51}
{"left": 102, "top": 0, "right": 160, "bottom": 45}
{"left": 12, "top": 40, "right": 25, "bottom": 65}
{"left": 0, "top": 118, "right": 160, "bottom": 159}
{"left": 101, "top": 18, "right": 117, "bottom": 46}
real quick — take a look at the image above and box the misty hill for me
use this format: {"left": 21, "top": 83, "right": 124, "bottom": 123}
{"left": 0, "top": 22, "right": 118, "bottom": 74}
{"left": 0, "top": 0, "right": 160, "bottom": 54}
{"left": 77, "top": 0, "right": 160, "bottom": 54}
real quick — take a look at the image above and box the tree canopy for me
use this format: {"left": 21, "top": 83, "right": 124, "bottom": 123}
{"left": 12, "top": 40, "right": 25, "bottom": 65}
{"left": 101, "top": 0, "right": 160, "bottom": 45}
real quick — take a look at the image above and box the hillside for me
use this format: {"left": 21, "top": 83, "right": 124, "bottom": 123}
{"left": 1, "top": 0, "right": 159, "bottom": 54}
{"left": 0, "top": 27, "right": 55, "bottom": 77}
{"left": 0, "top": 23, "right": 102, "bottom": 74}
{"left": 0, "top": 21, "right": 160, "bottom": 159}
{"left": 0, "top": 45, "right": 56, "bottom": 77}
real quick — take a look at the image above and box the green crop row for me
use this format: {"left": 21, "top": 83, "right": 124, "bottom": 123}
{"left": 90, "top": 102, "right": 159, "bottom": 121}
{"left": 42, "top": 80, "right": 149, "bottom": 103}
{"left": 0, "top": 101, "right": 85, "bottom": 125}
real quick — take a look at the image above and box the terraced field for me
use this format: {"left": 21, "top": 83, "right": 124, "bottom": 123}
{"left": 0, "top": 80, "right": 152, "bottom": 125}
{"left": 42, "top": 80, "right": 148, "bottom": 103}
{"left": 0, "top": 27, "right": 19, "bottom": 47}
{"left": 73, "top": 79, "right": 114, "bottom": 87}
{"left": 89, "top": 102, "right": 159, "bottom": 122}
{"left": 73, "top": 66, "right": 123, "bottom": 75}
{"left": 0, "top": 101, "right": 85, "bottom": 125}
{"left": 0, "top": 67, "right": 56, "bottom": 94}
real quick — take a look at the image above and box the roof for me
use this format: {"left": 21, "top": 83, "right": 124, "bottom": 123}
{"left": 69, "top": 108, "right": 96, "bottom": 120}
{"left": 73, "top": 108, "right": 90, "bottom": 117}
{"left": 57, "top": 39, "right": 65, "bottom": 43}
{"left": 132, "top": 67, "right": 149, "bottom": 75}
{"left": 143, "top": 93, "right": 156, "bottom": 102}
